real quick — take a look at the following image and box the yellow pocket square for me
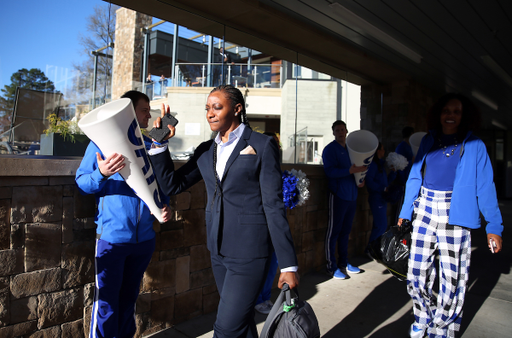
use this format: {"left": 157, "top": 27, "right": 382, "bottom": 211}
{"left": 240, "top": 145, "right": 256, "bottom": 155}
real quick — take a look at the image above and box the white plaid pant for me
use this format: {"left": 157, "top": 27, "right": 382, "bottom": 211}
{"left": 408, "top": 186, "right": 471, "bottom": 338}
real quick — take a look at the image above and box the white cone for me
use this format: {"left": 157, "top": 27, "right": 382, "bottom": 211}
{"left": 346, "top": 130, "right": 379, "bottom": 185}
{"left": 78, "top": 98, "right": 165, "bottom": 223}
{"left": 409, "top": 132, "right": 427, "bottom": 157}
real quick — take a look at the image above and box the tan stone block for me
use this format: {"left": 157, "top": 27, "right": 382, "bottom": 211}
{"left": 160, "top": 219, "right": 184, "bottom": 232}
{"left": 175, "top": 191, "right": 191, "bottom": 211}
{"left": 136, "top": 292, "right": 151, "bottom": 314}
{"left": 0, "top": 199, "right": 10, "bottom": 250}
{"left": 160, "top": 248, "right": 190, "bottom": 261}
{"left": 297, "top": 252, "right": 309, "bottom": 274}
{"left": 174, "top": 288, "right": 202, "bottom": 320}
{"left": 0, "top": 187, "right": 12, "bottom": 199}
{"left": 188, "top": 183, "right": 206, "bottom": 210}
{"left": 190, "top": 245, "right": 210, "bottom": 272}
{"left": 0, "top": 249, "right": 23, "bottom": 277}
{"left": 11, "top": 223, "right": 24, "bottom": 249}
{"left": 83, "top": 306, "right": 92, "bottom": 338}
{"left": 301, "top": 231, "right": 315, "bottom": 253}
{"left": 0, "top": 177, "right": 48, "bottom": 187}
{"left": 37, "top": 288, "right": 83, "bottom": 329}
{"left": 182, "top": 211, "right": 206, "bottom": 246}
{"left": 0, "top": 289, "right": 8, "bottom": 326}
{"left": 203, "top": 290, "right": 220, "bottom": 314}
{"left": 202, "top": 283, "right": 217, "bottom": 295}
{"left": 83, "top": 282, "right": 94, "bottom": 308}
{"left": 176, "top": 256, "right": 190, "bottom": 294}
{"left": 150, "top": 287, "right": 176, "bottom": 301}
{"left": 74, "top": 189, "right": 96, "bottom": 219}
{"left": 62, "top": 197, "right": 74, "bottom": 244}
{"left": 61, "top": 319, "right": 83, "bottom": 338}
{"left": 62, "top": 241, "right": 94, "bottom": 289}
{"left": 25, "top": 223, "right": 61, "bottom": 272}
{"left": 63, "top": 184, "right": 75, "bottom": 197}
{"left": 160, "top": 229, "right": 183, "bottom": 250}
{"left": 11, "top": 268, "right": 61, "bottom": 299}
{"left": 0, "top": 320, "right": 38, "bottom": 337}
{"left": 150, "top": 296, "right": 174, "bottom": 326}
{"left": 143, "top": 259, "right": 176, "bottom": 292}
{"left": 190, "top": 268, "right": 215, "bottom": 289}
{"left": 26, "top": 325, "right": 61, "bottom": 338}
{"left": 10, "top": 296, "right": 38, "bottom": 324}
{"left": 11, "top": 186, "right": 63, "bottom": 223}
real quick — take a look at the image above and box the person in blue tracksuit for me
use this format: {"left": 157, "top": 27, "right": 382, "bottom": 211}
{"left": 322, "top": 120, "right": 367, "bottom": 280}
{"left": 76, "top": 91, "right": 170, "bottom": 338}
{"left": 365, "top": 142, "right": 396, "bottom": 244}
{"left": 398, "top": 93, "right": 503, "bottom": 338}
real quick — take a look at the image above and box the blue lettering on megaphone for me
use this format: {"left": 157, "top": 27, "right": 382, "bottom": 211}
{"left": 127, "top": 118, "right": 163, "bottom": 209}
{"left": 127, "top": 119, "right": 143, "bottom": 146}
{"left": 363, "top": 155, "right": 374, "bottom": 165}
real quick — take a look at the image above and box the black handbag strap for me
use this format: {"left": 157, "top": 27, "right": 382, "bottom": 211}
{"left": 260, "top": 283, "right": 298, "bottom": 338}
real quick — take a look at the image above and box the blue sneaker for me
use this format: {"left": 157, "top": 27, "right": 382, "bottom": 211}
{"left": 332, "top": 268, "right": 350, "bottom": 280}
{"left": 346, "top": 263, "right": 361, "bottom": 274}
{"left": 409, "top": 324, "right": 426, "bottom": 338}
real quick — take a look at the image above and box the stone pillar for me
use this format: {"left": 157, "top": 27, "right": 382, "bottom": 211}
{"left": 112, "top": 8, "right": 152, "bottom": 100}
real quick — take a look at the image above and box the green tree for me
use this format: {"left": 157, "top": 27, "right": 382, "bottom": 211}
{"left": 0, "top": 68, "right": 57, "bottom": 134}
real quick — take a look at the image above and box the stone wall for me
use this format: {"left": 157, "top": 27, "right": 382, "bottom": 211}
{"left": 0, "top": 156, "right": 378, "bottom": 337}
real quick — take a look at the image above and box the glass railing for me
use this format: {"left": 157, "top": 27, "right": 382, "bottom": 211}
{"left": 141, "top": 63, "right": 282, "bottom": 99}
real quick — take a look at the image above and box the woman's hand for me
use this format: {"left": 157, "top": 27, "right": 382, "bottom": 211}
{"left": 152, "top": 103, "right": 176, "bottom": 141}
{"left": 349, "top": 164, "right": 367, "bottom": 174}
{"left": 278, "top": 271, "right": 299, "bottom": 290}
{"left": 487, "top": 233, "right": 503, "bottom": 254}
{"left": 96, "top": 152, "right": 125, "bottom": 177}
{"left": 161, "top": 205, "right": 171, "bottom": 223}
{"left": 397, "top": 218, "right": 404, "bottom": 227}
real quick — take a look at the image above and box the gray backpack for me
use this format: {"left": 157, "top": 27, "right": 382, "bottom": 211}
{"left": 260, "top": 284, "right": 320, "bottom": 338}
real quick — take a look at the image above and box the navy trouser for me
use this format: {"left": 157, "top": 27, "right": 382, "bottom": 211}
{"left": 368, "top": 197, "right": 388, "bottom": 243}
{"left": 90, "top": 238, "right": 155, "bottom": 338}
{"left": 325, "top": 193, "right": 357, "bottom": 273}
{"left": 211, "top": 252, "right": 270, "bottom": 338}
{"left": 256, "top": 251, "right": 278, "bottom": 305}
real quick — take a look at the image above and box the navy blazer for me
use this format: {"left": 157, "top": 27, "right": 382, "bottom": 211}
{"left": 150, "top": 126, "right": 298, "bottom": 269}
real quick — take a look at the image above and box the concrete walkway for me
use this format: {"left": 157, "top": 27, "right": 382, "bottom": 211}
{"left": 146, "top": 200, "right": 512, "bottom": 338}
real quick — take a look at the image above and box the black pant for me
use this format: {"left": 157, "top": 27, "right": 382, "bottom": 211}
{"left": 211, "top": 253, "right": 271, "bottom": 338}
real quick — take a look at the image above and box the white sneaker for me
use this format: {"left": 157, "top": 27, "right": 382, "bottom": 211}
{"left": 255, "top": 299, "right": 274, "bottom": 314}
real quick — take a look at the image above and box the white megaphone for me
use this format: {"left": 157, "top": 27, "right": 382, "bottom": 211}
{"left": 346, "top": 130, "right": 379, "bottom": 185}
{"left": 78, "top": 98, "right": 165, "bottom": 223}
{"left": 409, "top": 132, "right": 427, "bottom": 157}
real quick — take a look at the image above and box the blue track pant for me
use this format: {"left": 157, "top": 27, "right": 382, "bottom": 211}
{"left": 90, "top": 238, "right": 155, "bottom": 338}
{"left": 325, "top": 193, "right": 357, "bottom": 273}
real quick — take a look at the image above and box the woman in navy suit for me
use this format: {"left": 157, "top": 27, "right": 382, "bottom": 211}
{"left": 149, "top": 85, "right": 299, "bottom": 338}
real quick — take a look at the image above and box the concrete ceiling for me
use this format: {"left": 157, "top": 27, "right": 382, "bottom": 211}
{"left": 110, "top": 0, "right": 512, "bottom": 130}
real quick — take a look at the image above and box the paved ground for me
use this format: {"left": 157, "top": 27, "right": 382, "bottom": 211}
{"left": 147, "top": 200, "right": 512, "bottom": 338}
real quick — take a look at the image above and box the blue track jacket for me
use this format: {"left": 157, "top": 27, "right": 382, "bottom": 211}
{"left": 399, "top": 131, "right": 503, "bottom": 236}
{"left": 75, "top": 137, "right": 168, "bottom": 243}
{"left": 322, "top": 140, "right": 357, "bottom": 201}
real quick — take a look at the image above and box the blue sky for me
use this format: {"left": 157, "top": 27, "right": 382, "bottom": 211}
{"left": 0, "top": 0, "right": 218, "bottom": 95}
{"left": 0, "top": 0, "right": 109, "bottom": 92}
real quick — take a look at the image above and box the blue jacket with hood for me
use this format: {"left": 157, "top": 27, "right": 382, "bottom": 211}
{"left": 399, "top": 131, "right": 503, "bottom": 236}
{"left": 75, "top": 137, "right": 169, "bottom": 244}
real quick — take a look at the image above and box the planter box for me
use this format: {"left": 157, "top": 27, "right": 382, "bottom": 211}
{"left": 40, "top": 133, "right": 90, "bottom": 156}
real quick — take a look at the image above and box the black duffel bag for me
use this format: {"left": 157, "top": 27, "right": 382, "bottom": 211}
{"left": 260, "top": 284, "right": 320, "bottom": 338}
{"left": 367, "top": 220, "right": 413, "bottom": 281}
